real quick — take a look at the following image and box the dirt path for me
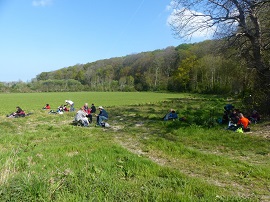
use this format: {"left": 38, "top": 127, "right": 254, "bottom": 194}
{"left": 251, "top": 124, "right": 270, "bottom": 139}
{"left": 113, "top": 124, "right": 270, "bottom": 202}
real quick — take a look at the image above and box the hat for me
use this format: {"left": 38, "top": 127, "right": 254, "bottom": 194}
{"left": 98, "top": 106, "right": 103, "bottom": 109}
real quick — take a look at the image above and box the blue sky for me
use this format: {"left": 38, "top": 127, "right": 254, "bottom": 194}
{"left": 0, "top": 0, "right": 208, "bottom": 82}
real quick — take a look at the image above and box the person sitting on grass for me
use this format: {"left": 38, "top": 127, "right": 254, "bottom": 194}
{"left": 83, "top": 103, "right": 92, "bottom": 123}
{"left": 74, "top": 108, "right": 89, "bottom": 127}
{"left": 57, "top": 105, "right": 64, "bottom": 114}
{"left": 7, "top": 106, "right": 26, "bottom": 118}
{"left": 63, "top": 105, "right": 69, "bottom": 112}
{"left": 95, "top": 106, "right": 108, "bottom": 126}
{"left": 249, "top": 110, "right": 261, "bottom": 124}
{"left": 237, "top": 113, "right": 251, "bottom": 132}
{"left": 163, "top": 109, "right": 178, "bottom": 121}
{"left": 227, "top": 109, "right": 239, "bottom": 129}
{"left": 42, "top": 104, "right": 51, "bottom": 110}
{"left": 91, "top": 103, "right": 96, "bottom": 114}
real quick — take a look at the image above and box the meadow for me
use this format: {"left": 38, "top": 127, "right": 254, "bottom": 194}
{"left": 0, "top": 92, "right": 186, "bottom": 115}
{"left": 0, "top": 92, "right": 269, "bottom": 201}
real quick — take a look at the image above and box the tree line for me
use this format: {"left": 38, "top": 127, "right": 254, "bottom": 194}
{"left": 0, "top": 40, "right": 257, "bottom": 95}
{"left": 0, "top": 41, "right": 246, "bottom": 93}
{"left": 0, "top": 38, "right": 268, "bottom": 112}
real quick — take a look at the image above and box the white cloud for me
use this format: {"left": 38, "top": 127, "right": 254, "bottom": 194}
{"left": 32, "top": 0, "right": 53, "bottom": 7}
{"left": 166, "top": 4, "right": 215, "bottom": 40}
{"left": 166, "top": 0, "right": 178, "bottom": 11}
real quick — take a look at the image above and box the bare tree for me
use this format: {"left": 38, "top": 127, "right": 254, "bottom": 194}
{"left": 169, "top": 0, "right": 270, "bottom": 112}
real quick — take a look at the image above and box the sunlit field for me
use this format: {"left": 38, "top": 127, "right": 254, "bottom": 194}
{"left": 0, "top": 92, "right": 269, "bottom": 201}
{"left": 0, "top": 92, "right": 187, "bottom": 115}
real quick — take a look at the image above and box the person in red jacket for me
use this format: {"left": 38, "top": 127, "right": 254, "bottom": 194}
{"left": 237, "top": 113, "right": 251, "bottom": 132}
{"left": 42, "top": 104, "right": 51, "bottom": 110}
{"left": 83, "top": 103, "right": 92, "bottom": 123}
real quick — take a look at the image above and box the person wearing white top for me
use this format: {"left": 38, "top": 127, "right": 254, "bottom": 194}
{"left": 65, "top": 100, "right": 75, "bottom": 111}
{"left": 75, "top": 108, "right": 89, "bottom": 127}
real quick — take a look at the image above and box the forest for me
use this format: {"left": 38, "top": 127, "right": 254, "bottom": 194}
{"left": 0, "top": 40, "right": 257, "bottom": 94}
{"left": 0, "top": 40, "right": 265, "bottom": 108}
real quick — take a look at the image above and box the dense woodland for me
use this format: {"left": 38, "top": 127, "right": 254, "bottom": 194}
{"left": 0, "top": 40, "right": 257, "bottom": 94}
{"left": 0, "top": 39, "right": 267, "bottom": 111}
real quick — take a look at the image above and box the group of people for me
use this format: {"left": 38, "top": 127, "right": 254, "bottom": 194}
{"left": 7, "top": 101, "right": 109, "bottom": 128}
{"left": 74, "top": 103, "right": 108, "bottom": 127}
{"left": 6, "top": 100, "right": 261, "bottom": 132}
{"left": 161, "top": 103, "right": 261, "bottom": 133}
{"left": 56, "top": 105, "right": 70, "bottom": 113}
{"left": 44, "top": 100, "right": 75, "bottom": 114}
{"left": 43, "top": 101, "right": 109, "bottom": 127}
{"left": 222, "top": 104, "right": 260, "bottom": 132}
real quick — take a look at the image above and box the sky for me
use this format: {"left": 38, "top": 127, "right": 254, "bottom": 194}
{"left": 0, "top": 0, "right": 210, "bottom": 82}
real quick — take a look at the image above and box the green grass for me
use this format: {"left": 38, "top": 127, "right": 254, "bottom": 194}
{"left": 0, "top": 92, "right": 269, "bottom": 201}
{"left": 0, "top": 92, "right": 189, "bottom": 115}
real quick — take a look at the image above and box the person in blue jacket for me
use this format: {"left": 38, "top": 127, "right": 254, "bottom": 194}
{"left": 163, "top": 109, "right": 178, "bottom": 121}
{"left": 95, "top": 106, "right": 108, "bottom": 126}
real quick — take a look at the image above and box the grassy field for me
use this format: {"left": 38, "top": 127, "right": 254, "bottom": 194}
{"left": 0, "top": 92, "right": 187, "bottom": 114}
{"left": 0, "top": 92, "right": 269, "bottom": 201}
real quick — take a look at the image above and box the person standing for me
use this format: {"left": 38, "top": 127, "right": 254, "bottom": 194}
{"left": 95, "top": 106, "right": 108, "bottom": 126}
{"left": 65, "top": 100, "right": 75, "bottom": 112}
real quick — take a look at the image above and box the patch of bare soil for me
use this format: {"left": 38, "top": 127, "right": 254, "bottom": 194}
{"left": 251, "top": 124, "right": 270, "bottom": 139}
